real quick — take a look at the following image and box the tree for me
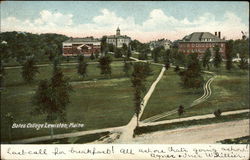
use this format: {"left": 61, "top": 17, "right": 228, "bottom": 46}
{"left": 178, "top": 105, "right": 184, "bottom": 116}
{"left": 0, "top": 41, "right": 11, "bottom": 89}
{"left": 98, "top": 55, "right": 112, "bottom": 78}
{"left": 90, "top": 53, "right": 95, "bottom": 60}
{"left": 202, "top": 48, "right": 211, "bottom": 70}
{"left": 123, "top": 61, "right": 132, "bottom": 77}
{"left": 131, "top": 62, "right": 148, "bottom": 127}
{"left": 101, "top": 36, "right": 108, "bottom": 54}
{"left": 225, "top": 40, "right": 234, "bottom": 70}
{"left": 179, "top": 53, "right": 204, "bottom": 89}
{"left": 122, "top": 43, "right": 128, "bottom": 56}
{"left": 95, "top": 51, "right": 100, "bottom": 59}
{"left": 213, "top": 45, "right": 222, "bottom": 68}
{"left": 238, "top": 58, "right": 248, "bottom": 70}
{"left": 32, "top": 68, "right": 73, "bottom": 137}
{"left": 152, "top": 46, "right": 163, "bottom": 63}
{"left": 126, "top": 47, "right": 132, "bottom": 60}
{"left": 4, "top": 113, "right": 14, "bottom": 143}
{"left": 233, "top": 39, "right": 249, "bottom": 70}
{"left": 107, "top": 43, "right": 115, "bottom": 52}
{"left": 21, "top": 57, "right": 39, "bottom": 83}
{"left": 114, "top": 48, "right": 122, "bottom": 58}
{"left": 163, "top": 49, "right": 171, "bottom": 70}
{"left": 77, "top": 55, "right": 88, "bottom": 78}
{"left": 175, "top": 51, "right": 186, "bottom": 67}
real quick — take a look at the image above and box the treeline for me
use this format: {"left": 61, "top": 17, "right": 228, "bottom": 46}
{"left": 0, "top": 31, "right": 69, "bottom": 63}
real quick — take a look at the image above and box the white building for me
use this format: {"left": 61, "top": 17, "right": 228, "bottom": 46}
{"left": 106, "top": 27, "right": 131, "bottom": 48}
{"left": 149, "top": 38, "right": 172, "bottom": 50}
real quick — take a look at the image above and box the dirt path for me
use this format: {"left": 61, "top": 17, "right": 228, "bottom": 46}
{"left": 133, "top": 119, "right": 249, "bottom": 144}
{"left": 141, "top": 64, "right": 217, "bottom": 123}
{"left": 115, "top": 65, "right": 166, "bottom": 143}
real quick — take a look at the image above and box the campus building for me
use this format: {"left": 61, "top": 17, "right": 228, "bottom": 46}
{"left": 149, "top": 38, "right": 172, "bottom": 50}
{"left": 106, "top": 27, "right": 131, "bottom": 48}
{"left": 178, "top": 32, "right": 226, "bottom": 58}
{"left": 62, "top": 37, "right": 101, "bottom": 57}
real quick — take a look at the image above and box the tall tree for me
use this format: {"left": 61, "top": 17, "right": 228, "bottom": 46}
{"left": 77, "top": 55, "right": 88, "bottom": 78}
{"left": 233, "top": 39, "right": 249, "bottom": 70}
{"left": 152, "top": 47, "right": 162, "bottom": 63}
{"left": 101, "top": 36, "right": 108, "bottom": 54}
{"left": 179, "top": 53, "right": 204, "bottom": 89}
{"left": 163, "top": 49, "right": 171, "bottom": 70}
{"left": 131, "top": 62, "right": 148, "bottom": 127}
{"left": 213, "top": 45, "right": 222, "bottom": 69}
{"left": 225, "top": 40, "right": 234, "bottom": 70}
{"left": 21, "top": 57, "right": 39, "bottom": 83}
{"left": 123, "top": 61, "right": 132, "bottom": 77}
{"left": 114, "top": 48, "right": 122, "bottom": 58}
{"left": 32, "top": 68, "right": 72, "bottom": 137}
{"left": 202, "top": 48, "right": 211, "bottom": 70}
{"left": 90, "top": 53, "right": 95, "bottom": 60}
{"left": 98, "top": 55, "right": 112, "bottom": 78}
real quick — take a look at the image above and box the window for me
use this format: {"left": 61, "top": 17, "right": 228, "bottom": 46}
{"left": 192, "top": 43, "right": 195, "bottom": 47}
{"left": 221, "top": 43, "right": 224, "bottom": 47}
{"left": 196, "top": 43, "right": 198, "bottom": 47}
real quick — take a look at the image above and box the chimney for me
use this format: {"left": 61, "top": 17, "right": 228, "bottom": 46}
{"left": 218, "top": 31, "right": 221, "bottom": 39}
{"left": 215, "top": 32, "right": 217, "bottom": 36}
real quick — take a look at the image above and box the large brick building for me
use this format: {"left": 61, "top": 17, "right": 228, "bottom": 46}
{"left": 106, "top": 27, "right": 131, "bottom": 48}
{"left": 62, "top": 37, "right": 101, "bottom": 57}
{"left": 178, "top": 32, "right": 226, "bottom": 58}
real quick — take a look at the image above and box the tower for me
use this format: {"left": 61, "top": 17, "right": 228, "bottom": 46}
{"left": 116, "top": 27, "right": 120, "bottom": 36}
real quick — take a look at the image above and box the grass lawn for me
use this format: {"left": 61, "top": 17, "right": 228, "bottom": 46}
{"left": 140, "top": 68, "right": 206, "bottom": 121}
{"left": 5, "top": 61, "right": 127, "bottom": 87}
{"left": 140, "top": 64, "right": 249, "bottom": 121}
{"left": 1, "top": 62, "right": 162, "bottom": 142}
{"left": 161, "top": 65, "right": 249, "bottom": 120}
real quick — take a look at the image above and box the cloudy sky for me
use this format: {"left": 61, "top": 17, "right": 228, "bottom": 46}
{"left": 1, "top": 1, "right": 249, "bottom": 42}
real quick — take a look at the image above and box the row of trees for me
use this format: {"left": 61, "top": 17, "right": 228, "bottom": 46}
{"left": 1, "top": 32, "right": 68, "bottom": 64}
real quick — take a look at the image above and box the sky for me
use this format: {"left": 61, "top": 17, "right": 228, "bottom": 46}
{"left": 1, "top": 1, "right": 249, "bottom": 42}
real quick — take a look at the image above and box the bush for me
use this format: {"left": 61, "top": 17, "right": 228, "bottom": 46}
{"left": 214, "top": 109, "right": 222, "bottom": 118}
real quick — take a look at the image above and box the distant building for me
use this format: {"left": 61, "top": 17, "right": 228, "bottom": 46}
{"left": 178, "top": 32, "right": 226, "bottom": 58}
{"left": 62, "top": 37, "right": 101, "bottom": 57}
{"left": 149, "top": 38, "right": 172, "bottom": 50}
{"left": 106, "top": 27, "right": 131, "bottom": 48}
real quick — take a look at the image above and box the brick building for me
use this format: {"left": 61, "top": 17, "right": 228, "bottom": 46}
{"left": 178, "top": 32, "right": 226, "bottom": 58}
{"left": 62, "top": 37, "right": 101, "bottom": 57}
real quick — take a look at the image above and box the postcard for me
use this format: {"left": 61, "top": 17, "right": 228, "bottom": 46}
{"left": 0, "top": 1, "right": 249, "bottom": 160}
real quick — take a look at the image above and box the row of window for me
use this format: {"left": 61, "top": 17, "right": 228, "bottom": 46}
{"left": 107, "top": 39, "right": 130, "bottom": 43}
{"left": 181, "top": 48, "right": 223, "bottom": 53}
{"left": 180, "top": 43, "right": 224, "bottom": 48}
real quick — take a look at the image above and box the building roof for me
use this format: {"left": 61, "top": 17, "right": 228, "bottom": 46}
{"left": 180, "top": 32, "right": 226, "bottom": 42}
{"left": 107, "top": 35, "right": 131, "bottom": 39}
{"left": 64, "top": 37, "right": 100, "bottom": 43}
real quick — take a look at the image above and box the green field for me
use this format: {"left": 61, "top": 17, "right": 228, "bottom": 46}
{"left": 140, "top": 68, "right": 206, "bottom": 120}
{"left": 141, "top": 65, "right": 249, "bottom": 121}
{"left": 1, "top": 62, "right": 162, "bottom": 142}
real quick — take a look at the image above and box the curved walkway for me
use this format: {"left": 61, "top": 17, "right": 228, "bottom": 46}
{"left": 141, "top": 64, "right": 217, "bottom": 123}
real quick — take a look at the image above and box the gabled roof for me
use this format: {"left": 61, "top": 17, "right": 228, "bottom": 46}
{"left": 181, "top": 32, "right": 226, "bottom": 42}
{"left": 107, "top": 35, "right": 131, "bottom": 39}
